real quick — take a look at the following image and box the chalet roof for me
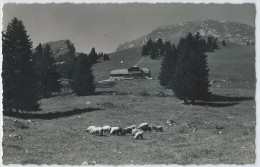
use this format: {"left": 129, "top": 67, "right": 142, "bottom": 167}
{"left": 110, "top": 69, "right": 129, "bottom": 75}
{"left": 141, "top": 68, "right": 150, "bottom": 74}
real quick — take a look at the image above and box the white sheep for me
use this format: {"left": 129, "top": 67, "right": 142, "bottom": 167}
{"left": 134, "top": 131, "right": 144, "bottom": 140}
{"left": 129, "top": 125, "right": 136, "bottom": 129}
{"left": 90, "top": 127, "right": 103, "bottom": 135}
{"left": 138, "top": 123, "right": 148, "bottom": 129}
{"left": 86, "top": 126, "right": 96, "bottom": 132}
{"left": 131, "top": 128, "right": 142, "bottom": 136}
{"left": 110, "top": 127, "right": 122, "bottom": 135}
{"left": 102, "top": 125, "right": 111, "bottom": 134}
{"left": 138, "top": 123, "right": 151, "bottom": 131}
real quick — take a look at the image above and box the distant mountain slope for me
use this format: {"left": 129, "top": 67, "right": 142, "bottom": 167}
{"left": 117, "top": 19, "right": 255, "bottom": 51}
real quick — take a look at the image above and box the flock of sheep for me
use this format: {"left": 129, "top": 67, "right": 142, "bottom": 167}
{"left": 86, "top": 123, "right": 163, "bottom": 140}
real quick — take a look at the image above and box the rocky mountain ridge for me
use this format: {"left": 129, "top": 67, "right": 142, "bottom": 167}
{"left": 117, "top": 19, "right": 255, "bottom": 51}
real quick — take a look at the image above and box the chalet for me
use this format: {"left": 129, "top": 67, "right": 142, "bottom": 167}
{"left": 110, "top": 66, "right": 150, "bottom": 80}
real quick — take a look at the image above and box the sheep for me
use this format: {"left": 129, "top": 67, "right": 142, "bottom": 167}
{"left": 86, "top": 126, "right": 96, "bottom": 132}
{"left": 102, "top": 125, "right": 111, "bottom": 134}
{"left": 142, "top": 126, "right": 152, "bottom": 132}
{"left": 134, "top": 131, "right": 144, "bottom": 140}
{"left": 138, "top": 123, "right": 152, "bottom": 131}
{"left": 121, "top": 127, "right": 133, "bottom": 136}
{"left": 90, "top": 127, "right": 103, "bottom": 136}
{"left": 110, "top": 127, "right": 122, "bottom": 136}
{"left": 131, "top": 128, "right": 142, "bottom": 136}
{"left": 129, "top": 125, "right": 136, "bottom": 129}
{"left": 138, "top": 123, "right": 149, "bottom": 129}
{"left": 151, "top": 125, "right": 164, "bottom": 132}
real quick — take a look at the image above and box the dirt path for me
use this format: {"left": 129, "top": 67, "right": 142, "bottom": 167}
{"left": 134, "top": 57, "right": 144, "bottom": 66}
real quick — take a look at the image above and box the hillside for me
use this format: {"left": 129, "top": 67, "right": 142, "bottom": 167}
{"left": 3, "top": 43, "right": 255, "bottom": 164}
{"left": 117, "top": 20, "right": 255, "bottom": 51}
{"left": 95, "top": 43, "right": 255, "bottom": 90}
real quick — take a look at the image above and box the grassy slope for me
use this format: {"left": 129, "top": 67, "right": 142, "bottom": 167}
{"left": 3, "top": 43, "right": 256, "bottom": 165}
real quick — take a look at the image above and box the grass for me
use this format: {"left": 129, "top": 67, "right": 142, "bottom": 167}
{"left": 3, "top": 43, "right": 255, "bottom": 165}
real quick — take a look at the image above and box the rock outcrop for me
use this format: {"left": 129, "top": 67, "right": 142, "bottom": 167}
{"left": 42, "top": 40, "right": 76, "bottom": 62}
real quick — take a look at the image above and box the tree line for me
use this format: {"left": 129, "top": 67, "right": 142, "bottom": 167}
{"left": 142, "top": 35, "right": 220, "bottom": 59}
{"left": 2, "top": 18, "right": 102, "bottom": 113}
{"left": 159, "top": 32, "right": 211, "bottom": 104}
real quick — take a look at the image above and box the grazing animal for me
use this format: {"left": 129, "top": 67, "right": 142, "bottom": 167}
{"left": 110, "top": 127, "right": 123, "bottom": 135}
{"left": 131, "top": 128, "right": 142, "bottom": 136}
{"left": 121, "top": 127, "right": 132, "bottom": 136}
{"left": 142, "top": 126, "right": 152, "bottom": 131}
{"left": 86, "top": 126, "right": 96, "bottom": 132}
{"left": 102, "top": 126, "right": 111, "bottom": 134}
{"left": 138, "top": 123, "right": 148, "bottom": 129}
{"left": 90, "top": 127, "right": 103, "bottom": 136}
{"left": 138, "top": 123, "right": 152, "bottom": 131}
{"left": 166, "top": 120, "right": 173, "bottom": 124}
{"left": 152, "top": 126, "right": 164, "bottom": 132}
{"left": 134, "top": 131, "right": 144, "bottom": 140}
{"left": 129, "top": 125, "right": 136, "bottom": 129}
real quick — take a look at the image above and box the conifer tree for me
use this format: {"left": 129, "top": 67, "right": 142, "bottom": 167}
{"left": 146, "top": 39, "right": 154, "bottom": 54}
{"left": 222, "top": 40, "right": 226, "bottom": 46}
{"left": 150, "top": 44, "right": 158, "bottom": 59}
{"left": 33, "top": 44, "right": 61, "bottom": 98}
{"left": 88, "top": 47, "right": 98, "bottom": 64}
{"left": 2, "top": 17, "right": 39, "bottom": 112}
{"left": 213, "top": 38, "right": 218, "bottom": 49}
{"left": 141, "top": 45, "right": 148, "bottom": 56}
{"left": 103, "top": 54, "right": 109, "bottom": 61}
{"left": 33, "top": 43, "right": 45, "bottom": 97}
{"left": 171, "top": 32, "right": 210, "bottom": 104}
{"left": 71, "top": 53, "right": 96, "bottom": 96}
{"left": 43, "top": 44, "right": 61, "bottom": 95}
{"left": 156, "top": 38, "right": 165, "bottom": 56}
{"left": 159, "top": 41, "right": 177, "bottom": 87}
{"left": 206, "top": 36, "right": 214, "bottom": 52}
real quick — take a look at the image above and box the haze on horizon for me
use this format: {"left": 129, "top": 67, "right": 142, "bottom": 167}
{"left": 2, "top": 3, "right": 255, "bottom": 53}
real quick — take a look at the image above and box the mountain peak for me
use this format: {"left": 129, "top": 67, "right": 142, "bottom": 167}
{"left": 117, "top": 20, "right": 254, "bottom": 51}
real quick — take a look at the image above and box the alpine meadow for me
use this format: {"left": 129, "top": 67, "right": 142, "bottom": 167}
{"left": 2, "top": 3, "right": 256, "bottom": 165}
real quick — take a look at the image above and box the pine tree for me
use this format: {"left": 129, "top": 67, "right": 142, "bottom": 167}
{"left": 156, "top": 38, "right": 165, "bottom": 56}
{"left": 206, "top": 36, "right": 214, "bottom": 52}
{"left": 2, "top": 18, "right": 40, "bottom": 112}
{"left": 150, "top": 44, "right": 158, "bottom": 59}
{"left": 141, "top": 45, "right": 148, "bottom": 56}
{"left": 43, "top": 44, "right": 61, "bottom": 95}
{"left": 171, "top": 32, "right": 210, "bottom": 104}
{"left": 33, "top": 44, "right": 61, "bottom": 98}
{"left": 159, "top": 41, "right": 177, "bottom": 87}
{"left": 146, "top": 39, "right": 154, "bottom": 54}
{"left": 222, "top": 40, "right": 226, "bottom": 46}
{"left": 88, "top": 47, "right": 98, "bottom": 64}
{"left": 103, "top": 54, "right": 109, "bottom": 61}
{"left": 213, "top": 38, "right": 218, "bottom": 49}
{"left": 71, "top": 53, "right": 96, "bottom": 96}
{"left": 33, "top": 43, "right": 45, "bottom": 97}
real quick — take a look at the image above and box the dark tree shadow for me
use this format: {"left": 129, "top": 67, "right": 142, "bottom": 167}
{"left": 210, "top": 94, "right": 254, "bottom": 102}
{"left": 187, "top": 94, "right": 254, "bottom": 108}
{"left": 194, "top": 102, "right": 239, "bottom": 107}
{"left": 3, "top": 108, "right": 101, "bottom": 120}
{"left": 93, "top": 91, "right": 118, "bottom": 96}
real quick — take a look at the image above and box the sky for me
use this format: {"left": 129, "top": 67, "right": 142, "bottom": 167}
{"left": 2, "top": 3, "right": 256, "bottom": 53}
